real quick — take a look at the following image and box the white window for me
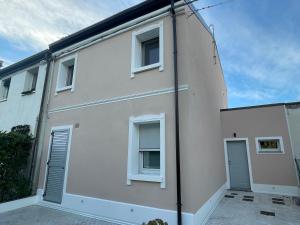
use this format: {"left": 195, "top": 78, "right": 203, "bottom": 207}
{"left": 56, "top": 54, "right": 77, "bottom": 93}
{"left": 131, "top": 22, "right": 164, "bottom": 77}
{"left": 0, "top": 77, "right": 11, "bottom": 100}
{"left": 255, "top": 137, "right": 284, "bottom": 154}
{"left": 22, "top": 67, "right": 38, "bottom": 94}
{"left": 127, "top": 113, "right": 166, "bottom": 188}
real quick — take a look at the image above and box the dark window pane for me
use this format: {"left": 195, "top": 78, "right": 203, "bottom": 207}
{"left": 66, "top": 65, "right": 74, "bottom": 86}
{"left": 31, "top": 72, "right": 38, "bottom": 90}
{"left": 143, "top": 151, "right": 160, "bottom": 169}
{"left": 142, "top": 37, "right": 159, "bottom": 66}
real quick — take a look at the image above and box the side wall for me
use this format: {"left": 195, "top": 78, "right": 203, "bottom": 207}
{"left": 178, "top": 7, "right": 227, "bottom": 214}
{"left": 221, "top": 106, "right": 298, "bottom": 192}
{"left": 0, "top": 63, "right": 47, "bottom": 135}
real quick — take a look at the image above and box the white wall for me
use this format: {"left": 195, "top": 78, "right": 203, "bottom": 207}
{"left": 0, "top": 63, "right": 46, "bottom": 135}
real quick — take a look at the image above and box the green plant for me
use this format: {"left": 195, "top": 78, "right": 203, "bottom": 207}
{"left": 0, "top": 130, "right": 32, "bottom": 203}
{"left": 142, "top": 219, "right": 168, "bottom": 225}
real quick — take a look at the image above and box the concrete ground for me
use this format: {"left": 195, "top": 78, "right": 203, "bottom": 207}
{"left": 0, "top": 205, "right": 117, "bottom": 225}
{"left": 207, "top": 191, "right": 300, "bottom": 225}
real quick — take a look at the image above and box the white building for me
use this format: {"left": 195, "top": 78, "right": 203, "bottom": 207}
{"left": 0, "top": 50, "right": 48, "bottom": 136}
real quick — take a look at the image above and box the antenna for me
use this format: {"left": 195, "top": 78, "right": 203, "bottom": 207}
{"left": 188, "top": 0, "right": 235, "bottom": 17}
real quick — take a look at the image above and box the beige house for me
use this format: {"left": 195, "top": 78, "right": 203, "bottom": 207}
{"left": 1, "top": 0, "right": 300, "bottom": 224}
{"left": 221, "top": 104, "right": 300, "bottom": 196}
{"left": 34, "top": 1, "right": 227, "bottom": 225}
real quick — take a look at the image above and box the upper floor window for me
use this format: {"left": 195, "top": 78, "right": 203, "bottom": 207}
{"left": 127, "top": 113, "right": 166, "bottom": 188}
{"left": 0, "top": 77, "right": 11, "bottom": 100}
{"left": 22, "top": 67, "right": 38, "bottom": 95}
{"left": 56, "top": 54, "right": 77, "bottom": 93}
{"left": 131, "top": 22, "right": 164, "bottom": 77}
{"left": 255, "top": 137, "right": 284, "bottom": 154}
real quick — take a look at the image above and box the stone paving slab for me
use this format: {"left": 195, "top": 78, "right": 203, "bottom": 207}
{"left": 0, "top": 205, "right": 117, "bottom": 225}
{"left": 206, "top": 191, "right": 300, "bottom": 225}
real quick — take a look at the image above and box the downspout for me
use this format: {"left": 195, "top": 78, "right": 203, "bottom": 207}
{"left": 29, "top": 51, "right": 52, "bottom": 193}
{"left": 170, "top": 1, "right": 182, "bottom": 225}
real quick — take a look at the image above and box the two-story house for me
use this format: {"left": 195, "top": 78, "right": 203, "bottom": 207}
{"left": 33, "top": 1, "right": 227, "bottom": 225}
{"left": 0, "top": 50, "right": 48, "bottom": 134}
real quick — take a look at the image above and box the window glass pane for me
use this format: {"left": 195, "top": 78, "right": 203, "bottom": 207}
{"left": 31, "top": 72, "right": 38, "bottom": 90}
{"left": 66, "top": 65, "right": 74, "bottom": 86}
{"left": 143, "top": 151, "right": 160, "bottom": 169}
{"left": 259, "top": 139, "right": 280, "bottom": 151}
{"left": 139, "top": 123, "right": 160, "bottom": 149}
{"left": 142, "top": 37, "right": 159, "bottom": 66}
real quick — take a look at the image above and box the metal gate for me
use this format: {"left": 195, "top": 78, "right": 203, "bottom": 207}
{"left": 43, "top": 128, "right": 70, "bottom": 204}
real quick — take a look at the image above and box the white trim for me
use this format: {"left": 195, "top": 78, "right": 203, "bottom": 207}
{"left": 252, "top": 184, "right": 300, "bottom": 197}
{"left": 255, "top": 136, "right": 285, "bottom": 154}
{"left": 224, "top": 138, "right": 254, "bottom": 190}
{"left": 37, "top": 189, "right": 193, "bottom": 225}
{"left": 55, "top": 54, "right": 78, "bottom": 94}
{"left": 52, "top": 2, "right": 186, "bottom": 59}
{"left": 193, "top": 183, "right": 227, "bottom": 225}
{"left": 0, "top": 196, "right": 38, "bottom": 213}
{"left": 127, "top": 113, "right": 166, "bottom": 188}
{"left": 42, "top": 125, "right": 73, "bottom": 204}
{"left": 48, "top": 85, "right": 189, "bottom": 114}
{"left": 131, "top": 21, "right": 164, "bottom": 77}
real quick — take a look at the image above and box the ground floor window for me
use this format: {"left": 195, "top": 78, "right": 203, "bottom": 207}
{"left": 127, "top": 113, "right": 165, "bottom": 188}
{"left": 255, "top": 137, "right": 284, "bottom": 154}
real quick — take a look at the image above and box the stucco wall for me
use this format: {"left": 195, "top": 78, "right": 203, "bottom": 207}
{"left": 0, "top": 63, "right": 46, "bottom": 135}
{"left": 177, "top": 8, "right": 227, "bottom": 213}
{"left": 38, "top": 8, "right": 226, "bottom": 214}
{"left": 221, "top": 105, "right": 298, "bottom": 186}
{"left": 286, "top": 106, "right": 300, "bottom": 159}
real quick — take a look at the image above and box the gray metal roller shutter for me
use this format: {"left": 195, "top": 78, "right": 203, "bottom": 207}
{"left": 43, "top": 129, "right": 70, "bottom": 204}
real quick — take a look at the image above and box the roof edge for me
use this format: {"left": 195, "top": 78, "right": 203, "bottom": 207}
{"left": 0, "top": 50, "right": 49, "bottom": 78}
{"left": 221, "top": 101, "right": 300, "bottom": 111}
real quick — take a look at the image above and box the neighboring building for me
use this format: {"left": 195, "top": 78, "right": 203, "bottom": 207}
{"left": 0, "top": 50, "right": 48, "bottom": 135}
{"left": 35, "top": 1, "right": 227, "bottom": 225}
{"left": 221, "top": 104, "right": 300, "bottom": 196}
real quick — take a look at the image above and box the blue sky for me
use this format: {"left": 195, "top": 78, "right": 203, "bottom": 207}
{"left": 0, "top": 0, "right": 299, "bottom": 108}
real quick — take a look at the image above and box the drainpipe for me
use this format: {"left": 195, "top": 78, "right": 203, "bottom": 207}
{"left": 29, "top": 51, "right": 52, "bottom": 193}
{"left": 170, "top": 1, "right": 182, "bottom": 225}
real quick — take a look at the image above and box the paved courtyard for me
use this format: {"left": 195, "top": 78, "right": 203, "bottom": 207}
{"left": 207, "top": 191, "right": 300, "bottom": 225}
{"left": 0, "top": 205, "right": 117, "bottom": 225}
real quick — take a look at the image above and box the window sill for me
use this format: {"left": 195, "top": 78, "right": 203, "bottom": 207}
{"left": 131, "top": 62, "right": 163, "bottom": 77}
{"left": 257, "top": 151, "right": 284, "bottom": 155}
{"left": 56, "top": 86, "right": 72, "bottom": 94}
{"left": 128, "top": 174, "right": 164, "bottom": 185}
{"left": 0, "top": 98, "right": 7, "bottom": 103}
{"left": 21, "top": 90, "right": 36, "bottom": 96}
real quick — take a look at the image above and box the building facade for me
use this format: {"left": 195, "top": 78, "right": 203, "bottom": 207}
{"left": 221, "top": 104, "right": 300, "bottom": 196}
{"left": 34, "top": 1, "right": 227, "bottom": 225}
{"left": 0, "top": 51, "right": 48, "bottom": 135}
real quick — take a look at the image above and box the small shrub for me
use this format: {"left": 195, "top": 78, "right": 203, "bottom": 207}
{"left": 0, "top": 130, "right": 32, "bottom": 203}
{"left": 142, "top": 219, "right": 168, "bottom": 225}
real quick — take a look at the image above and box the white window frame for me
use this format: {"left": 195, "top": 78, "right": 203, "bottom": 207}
{"left": 255, "top": 136, "right": 285, "bottom": 154}
{"left": 130, "top": 21, "right": 164, "bottom": 78}
{"left": 22, "top": 67, "right": 39, "bottom": 95}
{"left": 0, "top": 77, "right": 11, "bottom": 101}
{"left": 55, "top": 54, "right": 77, "bottom": 94}
{"left": 127, "top": 113, "right": 166, "bottom": 188}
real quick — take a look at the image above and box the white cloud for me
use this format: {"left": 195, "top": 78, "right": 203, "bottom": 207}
{"left": 195, "top": 1, "right": 300, "bottom": 105}
{"left": 0, "top": 0, "right": 141, "bottom": 51}
{"left": 0, "top": 56, "right": 13, "bottom": 68}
